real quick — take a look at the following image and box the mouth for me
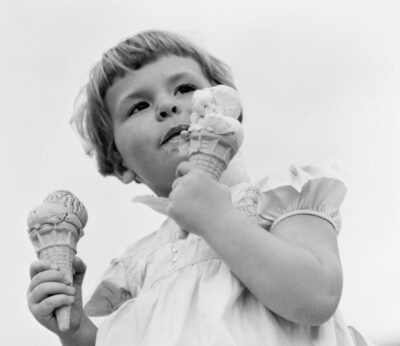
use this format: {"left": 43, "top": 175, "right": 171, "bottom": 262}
{"left": 160, "top": 124, "right": 190, "bottom": 146}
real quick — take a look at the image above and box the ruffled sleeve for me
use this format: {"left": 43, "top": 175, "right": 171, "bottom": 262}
{"left": 255, "top": 164, "right": 347, "bottom": 232}
{"left": 84, "top": 257, "right": 133, "bottom": 317}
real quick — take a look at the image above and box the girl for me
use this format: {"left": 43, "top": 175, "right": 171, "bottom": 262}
{"left": 27, "top": 30, "right": 368, "bottom": 345}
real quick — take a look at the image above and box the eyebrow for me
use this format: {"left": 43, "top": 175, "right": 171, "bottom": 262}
{"left": 114, "top": 71, "right": 203, "bottom": 118}
{"left": 120, "top": 71, "right": 201, "bottom": 104}
{"left": 166, "top": 71, "right": 200, "bottom": 85}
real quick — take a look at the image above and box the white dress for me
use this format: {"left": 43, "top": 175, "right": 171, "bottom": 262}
{"left": 84, "top": 164, "right": 356, "bottom": 346}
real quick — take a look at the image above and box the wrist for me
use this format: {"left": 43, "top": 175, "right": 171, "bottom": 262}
{"left": 60, "top": 315, "right": 97, "bottom": 346}
{"left": 199, "top": 203, "right": 240, "bottom": 239}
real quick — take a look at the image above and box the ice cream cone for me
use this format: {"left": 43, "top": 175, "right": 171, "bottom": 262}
{"left": 187, "top": 85, "right": 243, "bottom": 180}
{"left": 189, "top": 130, "right": 238, "bottom": 181}
{"left": 27, "top": 191, "right": 87, "bottom": 332}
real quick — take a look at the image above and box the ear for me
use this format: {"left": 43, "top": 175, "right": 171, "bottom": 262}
{"left": 116, "top": 169, "right": 141, "bottom": 184}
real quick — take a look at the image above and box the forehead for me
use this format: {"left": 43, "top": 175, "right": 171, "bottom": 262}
{"left": 105, "top": 55, "right": 208, "bottom": 115}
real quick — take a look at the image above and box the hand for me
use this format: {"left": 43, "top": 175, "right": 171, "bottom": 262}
{"left": 168, "top": 161, "right": 235, "bottom": 235}
{"left": 27, "top": 257, "right": 88, "bottom": 338}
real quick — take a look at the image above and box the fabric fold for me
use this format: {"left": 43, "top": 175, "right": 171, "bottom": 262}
{"left": 84, "top": 258, "right": 133, "bottom": 317}
{"left": 255, "top": 164, "right": 347, "bottom": 232}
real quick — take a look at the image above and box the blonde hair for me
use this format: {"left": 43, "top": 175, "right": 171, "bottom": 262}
{"left": 72, "top": 30, "right": 239, "bottom": 177}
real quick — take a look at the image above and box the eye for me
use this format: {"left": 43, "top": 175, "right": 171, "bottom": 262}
{"left": 128, "top": 101, "right": 149, "bottom": 117}
{"left": 175, "top": 83, "right": 197, "bottom": 95}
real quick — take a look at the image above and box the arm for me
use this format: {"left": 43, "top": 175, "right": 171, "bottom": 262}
{"left": 60, "top": 315, "right": 97, "bottom": 346}
{"left": 169, "top": 163, "right": 343, "bottom": 326}
{"left": 201, "top": 208, "right": 343, "bottom": 326}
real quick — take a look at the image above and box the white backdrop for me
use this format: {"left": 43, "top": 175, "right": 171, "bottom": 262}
{"left": 1, "top": 1, "right": 399, "bottom": 345}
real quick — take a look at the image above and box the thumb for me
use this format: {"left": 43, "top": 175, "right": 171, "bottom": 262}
{"left": 175, "top": 161, "right": 196, "bottom": 178}
{"left": 72, "top": 256, "right": 87, "bottom": 287}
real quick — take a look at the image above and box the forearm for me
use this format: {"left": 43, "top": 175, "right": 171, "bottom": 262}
{"left": 60, "top": 316, "right": 97, "bottom": 346}
{"left": 200, "top": 207, "right": 342, "bottom": 326}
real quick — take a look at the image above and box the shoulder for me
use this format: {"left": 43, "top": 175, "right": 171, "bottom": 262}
{"left": 251, "top": 163, "right": 347, "bottom": 232}
{"left": 84, "top": 230, "right": 162, "bottom": 317}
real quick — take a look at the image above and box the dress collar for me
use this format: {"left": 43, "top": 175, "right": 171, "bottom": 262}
{"left": 132, "top": 152, "right": 250, "bottom": 215}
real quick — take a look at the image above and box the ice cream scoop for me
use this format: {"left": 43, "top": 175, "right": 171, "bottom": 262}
{"left": 27, "top": 190, "right": 87, "bottom": 331}
{"left": 186, "top": 85, "right": 243, "bottom": 180}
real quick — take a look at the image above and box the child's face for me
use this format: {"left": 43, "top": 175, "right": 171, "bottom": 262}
{"left": 105, "top": 55, "right": 213, "bottom": 197}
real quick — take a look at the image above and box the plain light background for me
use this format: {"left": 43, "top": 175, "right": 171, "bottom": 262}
{"left": 1, "top": 0, "right": 399, "bottom": 345}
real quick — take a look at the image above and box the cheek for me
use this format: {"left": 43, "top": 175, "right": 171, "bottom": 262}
{"left": 113, "top": 127, "right": 127, "bottom": 156}
{"left": 114, "top": 126, "right": 137, "bottom": 162}
{"left": 114, "top": 127, "right": 152, "bottom": 169}
{"left": 180, "top": 95, "right": 196, "bottom": 119}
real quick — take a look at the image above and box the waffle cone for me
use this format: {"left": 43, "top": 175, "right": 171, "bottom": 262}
{"left": 189, "top": 130, "right": 238, "bottom": 180}
{"left": 30, "top": 222, "right": 80, "bottom": 332}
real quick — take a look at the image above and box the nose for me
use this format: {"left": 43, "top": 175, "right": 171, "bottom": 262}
{"left": 156, "top": 98, "right": 181, "bottom": 120}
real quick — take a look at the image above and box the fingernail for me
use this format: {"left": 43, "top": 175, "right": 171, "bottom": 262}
{"left": 68, "top": 296, "right": 75, "bottom": 303}
{"left": 67, "top": 286, "right": 76, "bottom": 294}
{"left": 50, "top": 263, "right": 59, "bottom": 270}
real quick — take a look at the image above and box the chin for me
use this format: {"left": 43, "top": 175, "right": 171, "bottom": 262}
{"left": 154, "top": 184, "right": 173, "bottom": 198}
{"left": 151, "top": 171, "right": 177, "bottom": 198}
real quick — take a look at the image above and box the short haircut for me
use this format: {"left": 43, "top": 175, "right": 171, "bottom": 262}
{"left": 72, "top": 30, "right": 240, "bottom": 177}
